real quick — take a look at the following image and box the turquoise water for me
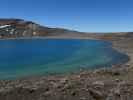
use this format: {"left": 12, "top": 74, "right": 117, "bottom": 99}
{"left": 0, "top": 39, "right": 128, "bottom": 79}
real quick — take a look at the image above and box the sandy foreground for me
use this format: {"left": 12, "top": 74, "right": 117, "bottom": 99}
{"left": 0, "top": 34, "right": 133, "bottom": 100}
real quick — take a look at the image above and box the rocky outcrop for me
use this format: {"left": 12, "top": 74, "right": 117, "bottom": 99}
{"left": 0, "top": 18, "right": 80, "bottom": 39}
{"left": 0, "top": 19, "right": 45, "bottom": 38}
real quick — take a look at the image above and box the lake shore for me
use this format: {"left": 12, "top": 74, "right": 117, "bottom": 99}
{"left": 0, "top": 33, "right": 133, "bottom": 100}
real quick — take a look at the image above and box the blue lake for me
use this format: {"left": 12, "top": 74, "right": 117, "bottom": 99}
{"left": 0, "top": 39, "right": 128, "bottom": 79}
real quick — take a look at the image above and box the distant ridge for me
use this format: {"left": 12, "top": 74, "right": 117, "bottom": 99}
{"left": 0, "top": 18, "right": 80, "bottom": 39}
{"left": 0, "top": 18, "right": 132, "bottom": 39}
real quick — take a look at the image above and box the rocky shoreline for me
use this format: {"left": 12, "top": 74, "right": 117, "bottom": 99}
{"left": 0, "top": 34, "right": 133, "bottom": 100}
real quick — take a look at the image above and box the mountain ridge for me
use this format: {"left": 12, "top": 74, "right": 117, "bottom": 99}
{"left": 0, "top": 18, "right": 133, "bottom": 39}
{"left": 0, "top": 18, "right": 80, "bottom": 39}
